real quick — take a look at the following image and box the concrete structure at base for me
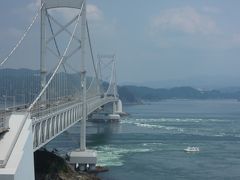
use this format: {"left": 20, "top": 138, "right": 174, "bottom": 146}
{"left": 69, "top": 149, "right": 97, "bottom": 171}
{"left": 90, "top": 100, "right": 124, "bottom": 122}
{"left": 114, "top": 99, "right": 124, "bottom": 116}
{"left": 0, "top": 112, "right": 35, "bottom": 180}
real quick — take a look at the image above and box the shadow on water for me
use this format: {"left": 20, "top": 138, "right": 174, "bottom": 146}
{"left": 87, "top": 122, "right": 121, "bottom": 147}
{"left": 44, "top": 121, "right": 121, "bottom": 154}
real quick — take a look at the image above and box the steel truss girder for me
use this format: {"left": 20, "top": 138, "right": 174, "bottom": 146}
{"left": 32, "top": 96, "right": 118, "bottom": 151}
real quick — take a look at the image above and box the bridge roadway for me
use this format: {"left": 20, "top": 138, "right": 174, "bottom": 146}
{"left": 31, "top": 95, "right": 118, "bottom": 151}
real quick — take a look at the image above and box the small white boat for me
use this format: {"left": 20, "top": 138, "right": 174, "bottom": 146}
{"left": 184, "top": 146, "right": 200, "bottom": 152}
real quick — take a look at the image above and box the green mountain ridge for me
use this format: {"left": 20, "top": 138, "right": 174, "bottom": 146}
{"left": 118, "top": 85, "right": 240, "bottom": 103}
{"left": 0, "top": 69, "right": 240, "bottom": 104}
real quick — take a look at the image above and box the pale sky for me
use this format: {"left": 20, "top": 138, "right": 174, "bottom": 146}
{"left": 1, "top": 0, "right": 240, "bottom": 88}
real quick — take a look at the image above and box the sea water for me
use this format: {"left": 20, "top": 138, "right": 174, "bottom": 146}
{"left": 46, "top": 99, "right": 240, "bottom": 180}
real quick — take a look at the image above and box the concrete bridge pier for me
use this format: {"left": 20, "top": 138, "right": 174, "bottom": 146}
{"left": 90, "top": 100, "right": 122, "bottom": 122}
{"left": 114, "top": 99, "right": 124, "bottom": 116}
{"left": 69, "top": 149, "right": 97, "bottom": 171}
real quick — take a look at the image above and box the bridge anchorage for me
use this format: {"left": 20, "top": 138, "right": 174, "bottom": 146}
{"left": 0, "top": 0, "right": 123, "bottom": 179}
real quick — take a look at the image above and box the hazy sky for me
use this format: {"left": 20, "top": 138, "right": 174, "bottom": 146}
{"left": 1, "top": 0, "right": 240, "bottom": 87}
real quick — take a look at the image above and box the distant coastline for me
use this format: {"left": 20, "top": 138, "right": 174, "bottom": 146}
{"left": 118, "top": 85, "right": 240, "bottom": 104}
{"left": 0, "top": 68, "right": 240, "bottom": 105}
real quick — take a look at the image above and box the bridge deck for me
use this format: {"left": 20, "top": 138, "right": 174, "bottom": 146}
{"left": 0, "top": 112, "right": 27, "bottom": 168}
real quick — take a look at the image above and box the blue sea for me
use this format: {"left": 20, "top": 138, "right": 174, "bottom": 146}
{"left": 46, "top": 99, "right": 240, "bottom": 180}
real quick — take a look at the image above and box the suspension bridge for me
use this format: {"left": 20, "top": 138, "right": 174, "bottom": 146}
{"left": 0, "top": 0, "right": 123, "bottom": 179}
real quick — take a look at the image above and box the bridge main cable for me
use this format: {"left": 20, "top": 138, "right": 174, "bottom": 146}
{"left": 0, "top": 1, "right": 45, "bottom": 67}
{"left": 86, "top": 20, "right": 98, "bottom": 83}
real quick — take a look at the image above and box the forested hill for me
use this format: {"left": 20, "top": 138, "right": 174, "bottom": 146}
{"left": 118, "top": 85, "right": 240, "bottom": 103}
{"left": 1, "top": 69, "right": 240, "bottom": 104}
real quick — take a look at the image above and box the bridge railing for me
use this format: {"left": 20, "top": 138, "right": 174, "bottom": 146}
{"left": 31, "top": 96, "right": 81, "bottom": 119}
{"left": 0, "top": 113, "right": 9, "bottom": 134}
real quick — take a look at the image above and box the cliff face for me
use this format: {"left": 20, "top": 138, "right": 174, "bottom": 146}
{"left": 34, "top": 150, "right": 100, "bottom": 180}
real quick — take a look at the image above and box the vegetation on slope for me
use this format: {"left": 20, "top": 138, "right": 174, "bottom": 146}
{"left": 34, "top": 150, "right": 100, "bottom": 180}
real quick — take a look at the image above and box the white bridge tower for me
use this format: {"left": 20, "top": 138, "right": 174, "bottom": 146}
{"left": 40, "top": 0, "right": 97, "bottom": 171}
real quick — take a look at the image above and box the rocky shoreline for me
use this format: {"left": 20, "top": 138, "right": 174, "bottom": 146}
{"left": 34, "top": 150, "right": 101, "bottom": 180}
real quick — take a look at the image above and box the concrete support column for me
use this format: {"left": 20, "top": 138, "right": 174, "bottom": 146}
{"left": 80, "top": 0, "right": 87, "bottom": 151}
{"left": 113, "top": 102, "right": 117, "bottom": 114}
{"left": 40, "top": 0, "right": 47, "bottom": 102}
